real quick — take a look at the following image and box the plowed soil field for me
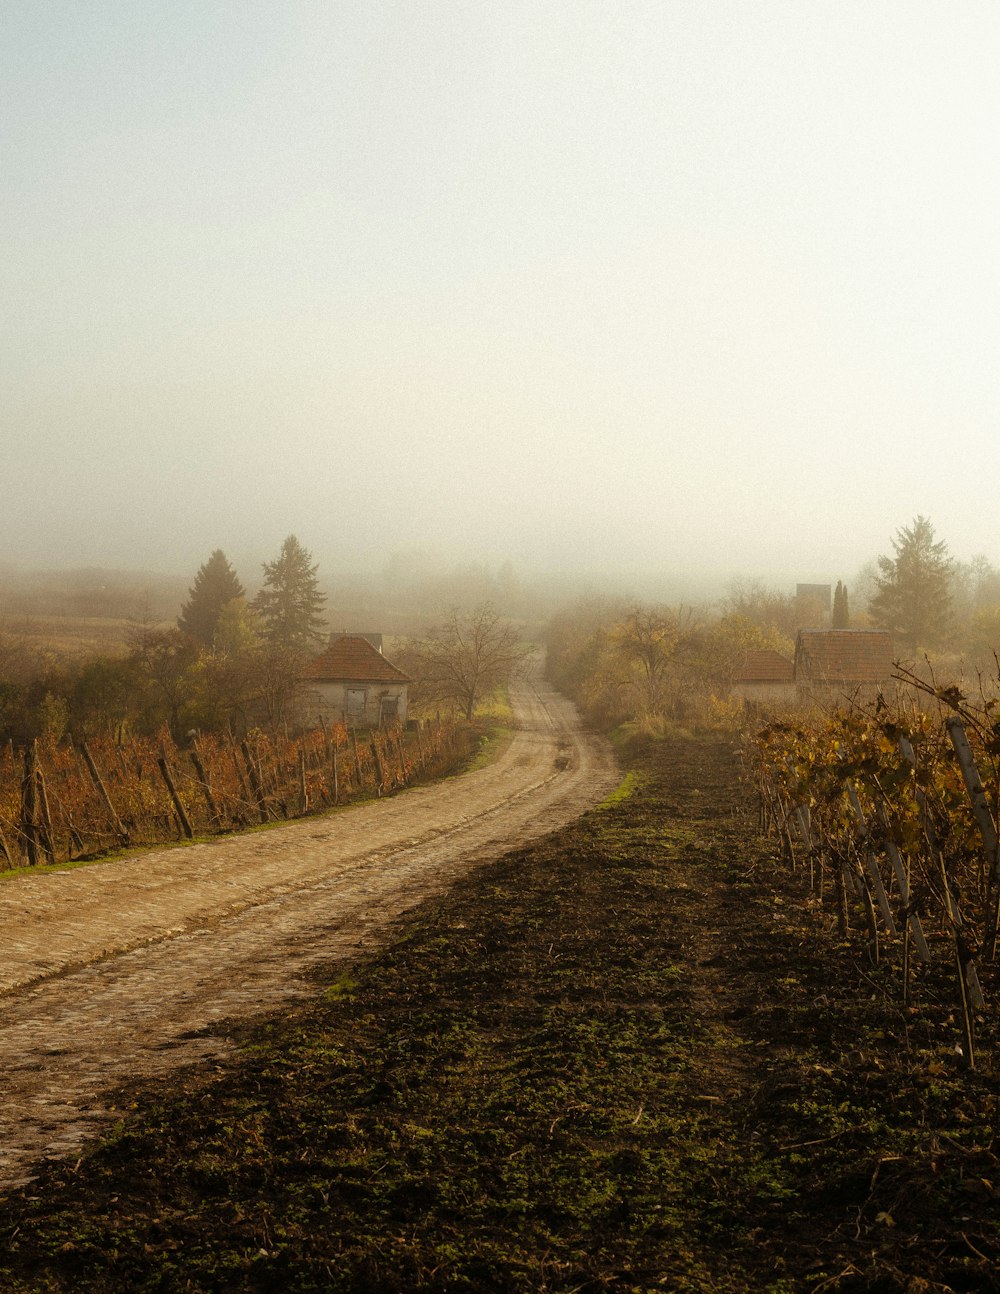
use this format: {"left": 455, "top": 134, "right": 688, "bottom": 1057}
{"left": 1, "top": 734, "right": 999, "bottom": 1292}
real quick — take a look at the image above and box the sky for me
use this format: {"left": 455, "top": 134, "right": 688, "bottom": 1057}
{"left": 5, "top": 1, "right": 1000, "bottom": 595}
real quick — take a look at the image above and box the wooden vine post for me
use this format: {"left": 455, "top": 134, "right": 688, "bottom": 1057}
{"left": 875, "top": 804, "right": 931, "bottom": 963}
{"left": 945, "top": 716, "right": 1000, "bottom": 959}
{"left": 240, "top": 740, "right": 270, "bottom": 824}
{"left": 34, "top": 748, "right": 57, "bottom": 864}
{"left": 157, "top": 748, "right": 194, "bottom": 840}
{"left": 189, "top": 745, "right": 220, "bottom": 827}
{"left": 846, "top": 784, "right": 897, "bottom": 940}
{"left": 227, "top": 734, "right": 253, "bottom": 821}
{"left": 80, "top": 741, "right": 129, "bottom": 847}
{"left": 298, "top": 744, "right": 309, "bottom": 815}
{"left": 0, "top": 813, "right": 13, "bottom": 868}
{"left": 20, "top": 743, "right": 39, "bottom": 866}
{"left": 899, "top": 734, "right": 980, "bottom": 1069}
{"left": 370, "top": 737, "right": 385, "bottom": 796}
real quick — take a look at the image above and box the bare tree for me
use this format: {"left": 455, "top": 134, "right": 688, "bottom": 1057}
{"left": 409, "top": 603, "right": 526, "bottom": 719}
{"left": 610, "top": 605, "right": 704, "bottom": 718}
{"left": 126, "top": 623, "right": 199, "bottom": 739}
{"left": 719, "top": 578, "right": 798, "bottom": 640}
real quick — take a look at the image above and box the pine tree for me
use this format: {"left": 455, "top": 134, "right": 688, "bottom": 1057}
{"left": 252, "top": 535, "right": 327, "bottom": 652}
{"left": 177, "top": 550, "right": 245, "bottom": 646}
{"left": 832, "top": 581, "right": 850, "bottom": 629}
{"left": 868, "top": 516, "right": 952, "bottom": 651}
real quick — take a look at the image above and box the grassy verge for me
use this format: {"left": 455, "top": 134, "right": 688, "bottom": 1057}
{"left": 459, "top": 717, "right": 515, "bottom": 775}
{"left": 0, "top": 736, "right": 997, "bottom": 1291}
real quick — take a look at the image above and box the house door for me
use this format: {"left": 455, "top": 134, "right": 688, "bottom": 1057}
{"left": 346, "top": 689, "right": 366, "bottom": 722}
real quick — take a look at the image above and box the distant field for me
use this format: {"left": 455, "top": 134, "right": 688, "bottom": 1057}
{"left": 0, "top": 615, "right": 144, "bottom": 659}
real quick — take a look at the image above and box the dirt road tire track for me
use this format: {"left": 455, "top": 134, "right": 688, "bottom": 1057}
{"left": 0, "top": 671, "right": 616, "bottom": 1192}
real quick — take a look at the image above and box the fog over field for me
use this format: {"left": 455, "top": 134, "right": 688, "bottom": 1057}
{"left": 5, "top": 3, "right": 1000, "bottom": 592}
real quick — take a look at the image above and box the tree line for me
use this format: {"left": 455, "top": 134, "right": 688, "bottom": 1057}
{"left": 547, "top": 515, "right": 1000, "bottom": 738}
{"left": 546, "top": 600, "right": 786, "bottom": 736}
{"left": 708, "top": 516, "right": 1000, "bottom": 662}
{"left": 0, "top": 535, "right": 328, "bottom": 745}
{"left": 0, "top": 535, "right": 527, "bottom": 747}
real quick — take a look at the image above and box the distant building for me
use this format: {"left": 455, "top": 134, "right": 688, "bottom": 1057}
{"left": 303, "top": 634, "right": 411, "bottom": 727}
{"left": 729, "top": 631, "right": 895, "bottom": 711}
{"left": 794, "top": 629, "right": 893, "bottom": 699}
{"left": 731, "top": 650, "right": 796, "bottom": 705}
{"left": 796, "top": 583, "right": 832, "bottom": 610}
{"left": 329, "top": 631, "right": 383, "bottom": 654}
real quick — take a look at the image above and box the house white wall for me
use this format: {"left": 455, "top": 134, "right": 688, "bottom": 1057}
{"left": 731, "top": 681, "right": 798, "bottom": 705}
{"left": 305, "top": 681, "right": 409, "bottom": 727}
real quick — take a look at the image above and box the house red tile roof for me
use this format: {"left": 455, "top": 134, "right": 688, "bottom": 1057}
{"left": 303, "top": 635, "right": 412, "bottom": 684}
{"left": 733, "top": 649, "right": 795, "bottom": 683}
{"left": 794, "top": 630, "right": 893, "bottom": 684}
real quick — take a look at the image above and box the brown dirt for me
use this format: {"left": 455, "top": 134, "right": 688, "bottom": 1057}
{"left": 0, "top": 734, "right": 998, "bottom": 1291}
{"left": 0, "top": 668, "right": 617, "bottom": 1193}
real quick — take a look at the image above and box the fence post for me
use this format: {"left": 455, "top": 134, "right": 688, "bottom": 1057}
{"left": 157, "top": 749, "right": 194, "bottom": 840}
{"left": 80, "top": 741, "right": 129, "bottom": 847}
{"left": 240, "top": 740, "right": 270, "bottom": 824}
{"left": 370, "top": 737, "right": 385, "bottom": 795}
{"left": 35, "top": 752, "right": 57, "bottom": 864}
{"left": 846, "top": 784, "right": 897, "bottom": 936}
{"left": 945, "top": 716, "right": 1000, "bottom": 959}
{"left": 20, "top": 744, "right": 39, "bottom": 866}
{"left": 298, "top": 744, "right": 309, "bottom": 815}
{"left": 899, "top": 733, "right": 980, "bottom": 1068}
{"left": 189, "top": 745, "right": 221, "bottom": 827}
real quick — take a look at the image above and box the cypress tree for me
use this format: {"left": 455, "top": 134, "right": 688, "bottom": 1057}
{"left": 178, "top": 550, "right": 245, "bottom": 646}
{"left": 832, "top": 581, "right": 850, "bottom": 629}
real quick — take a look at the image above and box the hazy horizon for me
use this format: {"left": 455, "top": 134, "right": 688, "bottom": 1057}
{"left": 6, "top": 3, "right": 1000, "bottom": 589}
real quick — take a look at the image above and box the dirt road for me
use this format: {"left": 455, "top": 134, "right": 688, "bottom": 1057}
{"left": 0, "top": 672, "right": 616, "bottom": 1192}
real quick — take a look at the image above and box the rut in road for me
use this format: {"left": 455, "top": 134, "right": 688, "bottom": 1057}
{"left": 0, "top": 672, "right": 616, "bottom": 1193}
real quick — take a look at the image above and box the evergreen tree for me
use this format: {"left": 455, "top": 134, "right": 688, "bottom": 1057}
{"left": 868, "top": 516, "right": 952, "bottom": 651}
{"left": 252, "top": 535, "right": 327, "bottom": 652}
{"left": 832, "top": 580, "right": 850, "bottom": 629}
{"left": 177, "top": 550, "right": 245, "bottom": 646}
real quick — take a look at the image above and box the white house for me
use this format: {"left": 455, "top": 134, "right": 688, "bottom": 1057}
{"left": 302, "top": 634, "right": 411, "bottom": 727}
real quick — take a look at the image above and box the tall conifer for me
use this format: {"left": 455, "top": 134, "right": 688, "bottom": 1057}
{"left": 253, "top": 535, "right": 327, "bottom": 652}
{"left": 178, "top": 550, "right": 245, "bottom": 646}
{"left": 868, "top": 516, "right": 952, "bottom": 651}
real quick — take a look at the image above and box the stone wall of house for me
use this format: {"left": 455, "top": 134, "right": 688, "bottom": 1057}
{"left": 732, "top": 682, "right": 798, "bottom": 705}
{"left": 305, "top": 681, "right": 409, "bottom": 727}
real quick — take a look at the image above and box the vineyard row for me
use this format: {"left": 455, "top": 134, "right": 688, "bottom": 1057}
{"left": 749, "top": 686, "right": 1000, "bottom": 1070}
{"left": 0, "top": 718, "right": 462, "bottom": 871}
